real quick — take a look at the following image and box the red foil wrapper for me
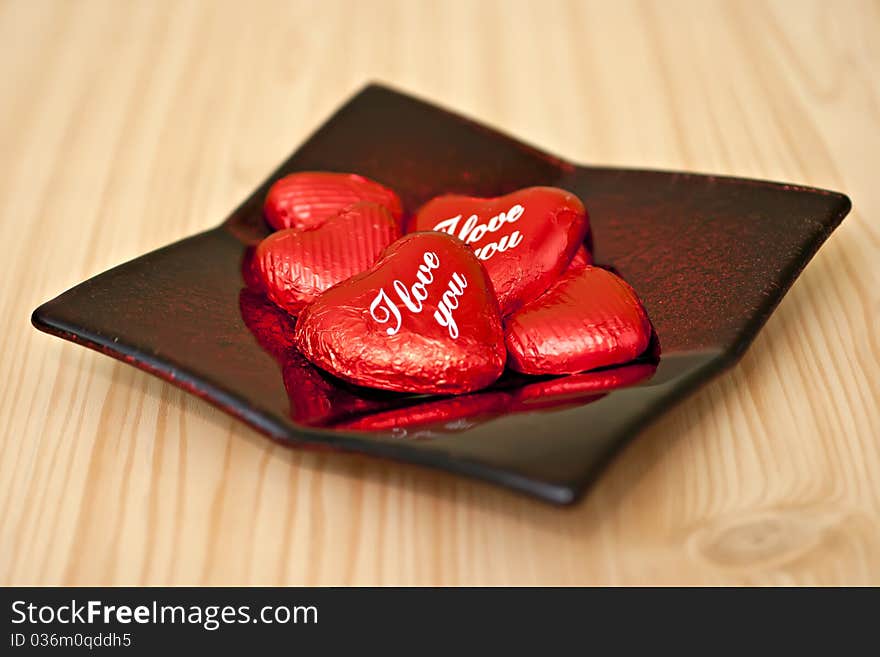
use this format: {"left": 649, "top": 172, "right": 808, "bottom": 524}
{"left": 295, "top": 232, "right": 506, "bottom": 394}
{"left": 409, "top": 187, "right": 589, "bottom": 315}
{"left": 567, "top": 244, "right": 592, "bottom": 271}
{"left": 505, "top": 265, "right": 653, "bottom": 375}
{"left": 264, "top": 171, "right": 404, "bottom": 231}
{"left": 255, "top": 202, "right": 400, "bottom": 316}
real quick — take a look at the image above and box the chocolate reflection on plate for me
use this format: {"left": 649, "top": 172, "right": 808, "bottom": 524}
{"left": 240, "top": 252, "right": 659, "bottom": 437}
{"left": 333, "top": 390, "right": 514, "bottom": 438}
{"left": 508, "top": 361, "right": 657, "bottom": 412}
{"left": 239, "top": 288, "right": 390, "bottom": 426}
{"left": 332, "top": 362, "right": 658, "bottom": 438}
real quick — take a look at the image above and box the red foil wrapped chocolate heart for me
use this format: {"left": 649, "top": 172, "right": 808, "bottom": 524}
{"left": 255, "top": 202, "right": 400, "bottom": 316}
{"left": 505, "top": 265, "right": 653, "bottom": 375}
{"left": 264, "top": 171, "right": 404, "bottom": 231}
{"left": 409, "top": 187, "right": 589, "bottom": 315}
{"left": 295, "top": 232, "right": 506, "bottom": 394}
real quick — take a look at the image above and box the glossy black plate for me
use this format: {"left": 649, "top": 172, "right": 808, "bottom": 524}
{"left": 32, "top": 84, "right": 850, "bottom": 504}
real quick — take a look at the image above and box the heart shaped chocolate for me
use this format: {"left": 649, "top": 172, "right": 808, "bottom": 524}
{"left": 409, "top": 187, "right": 589, "bottom": 314}
{"left": 505, "top": 265, "right": 653, "bottom": 375}
{"left": 255, "top": 202, "right": 400, "bottom": 316}
{"left": 264, "top": 171, "right": 404, "bottom": 231}
{"left": 295, "top": 232, "right": 506, "bottom": 394}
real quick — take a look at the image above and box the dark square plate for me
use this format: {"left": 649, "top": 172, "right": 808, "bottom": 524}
{"left": 32, "top": 84, "right": 850, "bottom": 504}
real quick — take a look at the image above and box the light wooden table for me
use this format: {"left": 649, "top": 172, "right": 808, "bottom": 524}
{"left": 2, "top": 0, "right": 878, "bottom": 586}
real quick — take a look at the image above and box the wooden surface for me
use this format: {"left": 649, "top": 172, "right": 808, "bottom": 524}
{"left": 1, "top": 0, "right": 878, "bottom": 586}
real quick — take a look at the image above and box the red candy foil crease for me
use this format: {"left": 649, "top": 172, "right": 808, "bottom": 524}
{"left": 566, "top": 244, "right": 592, "bottom": 271}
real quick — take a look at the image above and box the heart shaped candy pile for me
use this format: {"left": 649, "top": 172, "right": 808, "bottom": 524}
{"left": 250, "top": 172, "right": 654, "bottom": 406}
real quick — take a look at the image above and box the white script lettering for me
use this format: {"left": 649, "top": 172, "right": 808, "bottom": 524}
{"left": 368, "top": 252, "right": 466, "bottom": 339}
{"left": 432, "top": 204, "right": 525, "bottom": 261}
{"left": 432, "top": 272, "right": 468, "bottom": 339}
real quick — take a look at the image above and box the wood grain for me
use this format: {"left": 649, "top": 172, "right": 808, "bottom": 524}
{"left": 1, "top": 0, "right": 878, "bottom": 585}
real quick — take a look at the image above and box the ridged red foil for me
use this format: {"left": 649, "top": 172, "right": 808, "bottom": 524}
{"left": 409, "top": 187, "right": 589, "bottom": 315}
{"left": 505, "top": 265, "right": 652, "bottom": 375}
{"left": 255, "top": 202, "right": 400, "bottom": 316}
{"left": 295, "top": 232, "right": 506, "bottom": 394}
{"left": 264, "top": 171, "right": 404, "bottom": 231}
